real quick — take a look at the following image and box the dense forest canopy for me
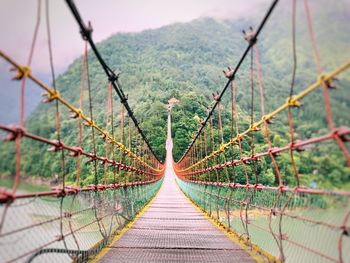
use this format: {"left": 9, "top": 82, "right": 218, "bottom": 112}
{"left": 0, "top": 1, "right": 349, "bottom": 189}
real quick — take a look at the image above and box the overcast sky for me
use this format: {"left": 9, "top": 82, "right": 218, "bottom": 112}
{"left": 1, "top": 0, "right": 349, "bottom": 125}
{"left": 0, "top": 0, "right": 268, "bottom": 75}
{"left": 0, "top": 0, "right": 272, "bottom": 125}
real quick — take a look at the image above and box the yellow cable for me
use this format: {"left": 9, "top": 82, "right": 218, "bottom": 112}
{"left": 0, "top": 50, "right": 161, "bottom": 172}
{"left": 180, "top": 60, "right": 350, "bottom": 172}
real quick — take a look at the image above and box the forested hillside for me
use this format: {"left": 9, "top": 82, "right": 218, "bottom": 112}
{"left": 0, "top": 1, "right": 349, "bottom": 189}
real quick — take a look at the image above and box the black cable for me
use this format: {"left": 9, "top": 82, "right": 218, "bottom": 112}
{"left": 65, "top": 0, "right": 161, "bottom": 163}
{"left": 26, "top": 248, "right": 89, "bottom": 263}
{"left": 178, "top": 0, "right": 279, "bottom": 162}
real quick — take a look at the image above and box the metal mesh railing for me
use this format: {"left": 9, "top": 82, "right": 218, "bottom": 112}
{"left": 0, "top": 1, "right": 164, "bottom": 262}
{"left": 175, "top": 0, "right": 350, "bottom": 262}
{"left": 176, "top": 178, "right": 350, "bottom": 262}
{"left": 0, "top": 179, "right": 162, "bottom": 263}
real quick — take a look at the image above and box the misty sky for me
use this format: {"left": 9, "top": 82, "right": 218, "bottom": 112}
{"left": 0, "top": 0, "right": 349, "bottom": 124}
{"left": 0, "top": 0, "right": 272, "bottom": 125}
{"left": 0, "top": 0, "right": 268, "bottom": 75}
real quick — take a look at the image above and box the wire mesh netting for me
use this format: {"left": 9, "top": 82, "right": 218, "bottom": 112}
{"left": 176, "top": 179, "right": 350, "bottom": 262}
{"left": 174, "top": 1, "right": 350, "bottom": 262}
{"left": 0, "top": 179, "right": 162, "bottom": 263}
{"left": 0, "top": 1, "right": 164, "bottom": 262}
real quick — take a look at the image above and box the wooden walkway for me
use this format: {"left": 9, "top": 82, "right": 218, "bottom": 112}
{"left": 95, "top": 114, "right": 255, "bottom": 262}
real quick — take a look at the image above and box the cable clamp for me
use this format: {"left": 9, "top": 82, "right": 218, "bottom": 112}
{"left": 262, "top": 114, "right": 275, "bottom": 124}
{"left": 80, "top": 21, "right": 93, "bottom": 41}
{"left": 85, "top": 154, "right": 97, "bottom": 164}
{"left": 223, "top": 66, "right": 235, "bottom": 79}
{"left": 84, "top": 118, "right": 95, "bottom": 127}
{"left": 319, "top": 74, "right": 338, "bottom": 90}
{"left": 0, "top": 189, "right": 15, "bottom": 204}
{"left": 212, "top": 91, "right": 220, "bottom": 102}
{"left": 250, "top": 124, "right": 261, "bottom": 131}
{"left": 56, "top": 235, "right": 64, "bottom": 241}
{"left": 69, "top": 146, "right": 83, "bottom": 157}
{"left": 11, "top": 65, "right": 31, "bottom": 80}
{"left": 269, "top": 147, "right": 281, "bottom": 156}
{"left": 70, "top": 108, "right": 83, "bottom": 119}
{"left": 96, "top": 184, "right": 106, "bottom": 191}
{"left": 120, "top": 94, "right": 128, "bottom": 103}
{"left": 55, "top": 187, "right": 66, "bottom": 198}
{"left": 48, "top": 140, "right": 64, "bottom": 152}
{"left": 286, "top": 96, "right": 302, "bottom": 107}
{"left": 65, "top": 185, "right": 80, "bottom": 195}
{"left": 99, "top": 157, "right": 107, "bottom": 165}
{"left": 217, "top": 144, "right": 226, "bottom": 154}
{"left": 291, "top": 140, "right": 305, "bottom": 152}
{"left": 99, "top": 131, "right": 108, "bottom": 139}
{"left": 334, "top": 127, "right": 350, "bottom": 142}
{"left": 108, "top": 72, "right": 120, "bottom": 82}
{"left": 63, "top": 211, "right": 72, "bottom": 218}
{"left": 43, "top": 90, "right": 60, "bottom": 103}
{"left": 242, "top": 26, "right": 257, "bottom": 45}
{"left": 237, "top": 134, "right": 245, "bottom": 140}
{"left": 3, "top": 127, "right": 24, "bottom": 142}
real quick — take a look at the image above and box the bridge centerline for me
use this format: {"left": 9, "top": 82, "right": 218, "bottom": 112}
{"left": 93, "top": 112, "right": 258, "bottom": 263}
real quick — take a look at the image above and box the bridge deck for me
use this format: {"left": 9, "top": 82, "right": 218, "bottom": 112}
{"left": 96, "top": 166, "right": 255, "bottom": 262}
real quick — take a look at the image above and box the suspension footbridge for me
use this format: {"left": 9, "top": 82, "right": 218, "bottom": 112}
{"left": 94, "top": 114, "right": 256, "bottom": 263}
{"left": 0, "top": 0, "right": 349, "bottom": 262}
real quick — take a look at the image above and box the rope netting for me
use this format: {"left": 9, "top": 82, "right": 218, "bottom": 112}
{"left": 175, "top": 0, "right": 350, "bottom": 262}
{"left": 0, "top": 0, "right": 163, "bottom": 262}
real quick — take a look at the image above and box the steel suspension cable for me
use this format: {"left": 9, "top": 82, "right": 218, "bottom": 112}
{"left": 65, "top": 0, "right": 161, "bottom": 163}
{"left": 178, "top": 0, "right": 279, "bottom": 163}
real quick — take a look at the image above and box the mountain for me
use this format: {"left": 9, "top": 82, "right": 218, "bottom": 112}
{"left": 0, "top": 0, "right": 349, "bottom": 189}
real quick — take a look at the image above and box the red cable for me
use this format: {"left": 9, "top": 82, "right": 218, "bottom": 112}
{"left": 13, "top": 0, "right": 42, "bottom": 195}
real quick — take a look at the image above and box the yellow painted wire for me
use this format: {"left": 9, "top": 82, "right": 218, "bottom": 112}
{"left": 180, "top": 60, "right": 350, "bottom": 172}
{"left": 0, "top": 50, "right": 161, "bottom": 172}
